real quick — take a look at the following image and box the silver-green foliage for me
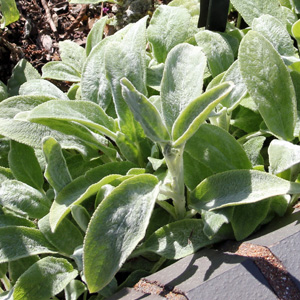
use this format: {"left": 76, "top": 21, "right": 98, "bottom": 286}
{"left": 1, "top": 1, "right": 300, "bottom": 298}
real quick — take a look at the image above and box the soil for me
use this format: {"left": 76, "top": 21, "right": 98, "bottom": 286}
{"left": 0, "top": 0, "right": 172, "bottom": 85}
{"left": 235, "top": 243, "right": 300, "bottom": 300}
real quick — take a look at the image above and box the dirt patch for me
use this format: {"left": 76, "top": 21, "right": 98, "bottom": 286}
{"left": 220, "top": 242, "right": 300, "bottom": 300}
{"left": 134, "top": 278, "right": 187, "bottom": 300}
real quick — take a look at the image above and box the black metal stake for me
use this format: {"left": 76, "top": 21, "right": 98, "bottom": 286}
{"left": 198, "top": 0, "right": 230, "bottom": 32}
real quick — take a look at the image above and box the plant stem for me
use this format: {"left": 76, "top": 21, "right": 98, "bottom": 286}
{"left": 83, "top": 291, "right": 88, "bottom": 300}
{"left": 290, "top": 193, "right": 300, "bottom": 207}
{"left": 237, "top": 13, "right": 242, "bottom": 29}
{"left": 162, "top": 143, "right": 186, "bottom": 219}
{"left": 150, "top": 257, "right": 166, "bottom": 274}
{"left": 156, "top": 200, "right": 177, "bottom": 220}
{"left": 237, "top": 131, "right": 262, "bottom": 144}
{"left": 1, "top": 275, "right": 11, "bottom": 291}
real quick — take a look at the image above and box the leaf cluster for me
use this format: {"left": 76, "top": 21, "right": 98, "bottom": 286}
{"left": 1, "top": 0, "right": 300, "bottom": 298}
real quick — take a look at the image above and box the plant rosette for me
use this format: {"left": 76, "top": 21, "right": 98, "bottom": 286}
{"left": 1, "top": 0, "right": 300, "bottom": 299}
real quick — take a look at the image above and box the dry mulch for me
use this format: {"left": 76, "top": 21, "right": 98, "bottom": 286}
{"left": 235, "top": 243, "right": 300, "bottom": 300}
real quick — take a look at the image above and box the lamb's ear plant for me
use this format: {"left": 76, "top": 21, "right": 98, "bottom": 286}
{"left": 2, "top": 0, "right": 300, "bottom": 299}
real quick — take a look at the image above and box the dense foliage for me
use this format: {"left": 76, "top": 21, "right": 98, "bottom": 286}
{"left": 1, "top": 0, "right": 300, "bottom": 299}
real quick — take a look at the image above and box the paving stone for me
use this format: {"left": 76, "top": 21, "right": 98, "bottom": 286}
{"left": 245, "top": 209, "right": 300, "bottom": 247}
{"left": 145, "top": 248, "right": 245, "bottom": 292}
{"left": 270, "top": 231, "right": 300, "bottom": 291}
{"left": 109, "top": 209, "right": 300, "bottom": 299}
{"left": 107, "top": 288, "right": 164, "bottom": 300}
{"left": 186, "top": 259, "right": 277, "bottom": 300}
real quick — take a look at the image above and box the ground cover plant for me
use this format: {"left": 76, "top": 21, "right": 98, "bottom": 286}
{"left": 1, "top": 0, "right": 300, "bottom": 298}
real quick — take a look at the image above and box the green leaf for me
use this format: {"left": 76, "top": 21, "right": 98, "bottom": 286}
{"left": 290, "top": 71, "right": 300, "bottom": 110}
{"left": 105, "top": 18, "right": 148, "bottom": 133}
{"left": 28, "top": 100, "right": 116, "bottom": 140}
{"left": 0, "top": 215, "right": 35, "bottom": 228}
{"left": 145, "top": 207, "right": 174, "bottom": 240}
{"left": 71, "top": 205, "right": 90, "bottom": 232}
{"left": 115, "top": 127, "right": 152, "bottom": 167}
{"left": 243, "top": 136, "right": 266, "bottom": 166}
{"left": 161, "top": 43, "right": 207, "bottom": 132}
{"left": 239, "top": 31, "right": 297, "bottom": 141}
{"left": 0, "top": 95, "right": 55, "bottom": 119}
{"left": 0, "top": 291, "right": 13, "bottom": 300}
{"left": 86, "top": 16, "right": 107, "bottom": 56}
{"left": 120, "top": 78, "right": 170, "bottom": 142}
{"left": 0, "top": 226, "right": 55, "bottom": 263}
{"left": 42, "top": 62, "right": 81, "bottom": 82}
{"left": 268, "top": 139, "right": 300, "bottom": 174}
{"left": 98, "top": 278, "right": 118, "bottom": 298}
{"left": 49, "top": 162, "right": 134, "bottom": 231}
{"left": 8, "top": 140, "right": 44, "bottom": 191}
{"left": 8, "top": 256, "right": 39, "bottom": 284}
{"left": 104, "top": 18, "right": 153, "bottom": 165}
{"left": 190, "top": 169, "right": 300, "bottom": 211}
{"left": 64, "top": 279, "right": 87, "bottom": 300}
{"left": 19, "top": 79, "right": 69, "bottom": 100}
{"left": 282, "top": 6, "right": 298, "bottom": 35}
{"left": 13, "top": 257, "right": 78, "bottom": 300}
{"left": 292, "top": 19, "right": 300, "bottom": 45}
{"left": 0, "top": 0, "right": 19, "bottom": 28}
{"left": 146, "top": 62, "right": 164, "bottom": 92}
{"left": 0, "top": 81, "right": 8, "bottom": 101}
{"left": 81, "top": 38, "right": 113, "bottom": 110}
{"left": 0, "top": 139, "right": 10, "bottom": 168}
{"left": 51, "top": 174, "right": 122, "bottom": 231}
{"left": 82, "top": 24, "right": 132, "bottom": 109}
{"left": 184, "top": 124, "right": 252, "bottom": 174}
{"left": 59, "top": 41, "right": 86, "bottom": 73}
{"left": 168, "top": 0, "right": 200, "bottom": 16}
{"left": 0, "top": 118, "right": 97, "bottom": 158}
{"left": 0, "top": 180, "right": 50, "bottom": 218}
{"left": 183, "top": 152, "right": 213, "bottom": 190}
{"left": 219, "top": 60, "right": 247, "bottom": 110}
{"left": 83, "top": 174, "right": 159, "bottom": 293}
{"left": 33, "top": 118, "right": 116, "bottom": 159}
{"left": 195, "top": 31, "right": 234, "bottom": 77}
{"left": 147, "top": 5, "right": 194, "bottom": 63}
{"left": 231, "top": 200, "right": 270, "bottom": 241}
{"left": 172, "top": 82, "right": 234, "bottom": 146}
{"left": 279, "top": 0, "right": 293, "bottom": 9}
{"left": 252, "top": 14, "right": 295, "bottom": 57}
{"left": 43, "top": 137, "right": 72, "bottom": 194}
{"left": 201, "top": 208, "right": 233, "bottom": 239}
{"left": 135, "top": 219, "right": 222, "bottom": 260}
{"left": 38, "top": 214, "right": 83, "bottom": 256}
{"left": 230, "top": 0, "right": 283, "bottom": 26}
{"left": 231, "top": 106, "right": 263, "bottom": 133}
{"left": 66, "top": 155, "right": 103, "bottom": 180}
{"left": 206, "top": 72, "right": 225, "bottom": 91}
{"left": 67, "top": 84, "right": 80, "bottom": 100}
{"left": 7, "top": 59, "right": 41, "bottom": 96}
{"left": 95, "top": 184, "right": 115, "bottom": 208}
{"left": 0, "top": 263, "right": 7, "bottom": 279}
{"left": 0, "top": 167, "right": 13, "bottom": 184}
{"left": 220, "top": 32, "right": 240, "bottom": 58}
